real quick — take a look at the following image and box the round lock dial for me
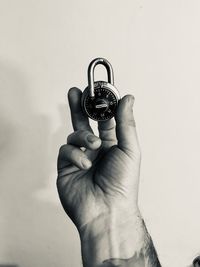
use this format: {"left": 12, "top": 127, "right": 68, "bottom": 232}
{"left": 83, "top": 86, "right": 118, "bottom": 121}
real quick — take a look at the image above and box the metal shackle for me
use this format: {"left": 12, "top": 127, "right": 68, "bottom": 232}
{"left": 88, "top": 58, "right": 114, "bottom": 97}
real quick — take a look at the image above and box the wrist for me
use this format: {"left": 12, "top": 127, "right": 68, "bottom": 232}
{"left": 79, "top": 207, "right": 146, "bottom": 267}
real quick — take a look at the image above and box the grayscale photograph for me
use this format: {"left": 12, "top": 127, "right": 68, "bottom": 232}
{"left": 0, "top": 1, "right": 200, "bottom": 267}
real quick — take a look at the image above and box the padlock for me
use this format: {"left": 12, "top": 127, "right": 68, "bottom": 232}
{"left": 81, "top": 58, "right": 120, "bottom": 121}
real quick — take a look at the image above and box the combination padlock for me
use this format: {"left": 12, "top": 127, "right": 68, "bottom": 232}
{"left": 81, "top": 58, "right": 120, "bottom": 121}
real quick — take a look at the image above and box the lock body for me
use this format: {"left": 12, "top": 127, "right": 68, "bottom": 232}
{"left": 82, "top": 81, "right": 120, "bottom": 121}
{"left": 81, "top": 58, "right": 120, "bottom": 121}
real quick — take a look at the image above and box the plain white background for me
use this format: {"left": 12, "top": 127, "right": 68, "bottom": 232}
{"left": 0, "top": 1, "right": 200, "bottom": 266}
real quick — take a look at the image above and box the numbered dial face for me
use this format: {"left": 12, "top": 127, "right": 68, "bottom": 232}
{"left": 83, "top": 86, "right": 118, "bottom": 121}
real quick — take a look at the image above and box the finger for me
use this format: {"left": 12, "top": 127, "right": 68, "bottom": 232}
{"left": 193, "top": 257, "right": 200, "bottom": 267}
{"left": 57, "top": 144, "right": 92, "bottom": 171}
{"left": 68, "top": 87, "right": 93, "bottom": 132}
{"left": 98, "top": 118, "right": 117, "bottom": 146}
{"left": 67, "top": 130, "right": 101, "bottom": 150}
{"left": 115, "top": 95, "right": 140, "bottom": 157}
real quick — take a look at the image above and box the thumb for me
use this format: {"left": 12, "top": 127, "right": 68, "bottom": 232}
{"left": 115, "top": 95, "right": 141, "bottom": 158}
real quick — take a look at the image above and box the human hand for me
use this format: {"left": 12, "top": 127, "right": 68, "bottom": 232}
{"left": 57, "top": 87, "right": 144, "bottom": 266}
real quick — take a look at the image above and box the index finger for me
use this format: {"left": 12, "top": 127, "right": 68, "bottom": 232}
{"left": 68, "top": 87, "right": 93, "bottom": 132}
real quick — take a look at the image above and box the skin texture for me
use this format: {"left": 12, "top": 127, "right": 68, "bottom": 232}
{"left": 193, "top": 257, "right": 200, "bottom": 267}
{"left": 57, "top": 87, "right": 161, "bottom": 267}
{"left": 99, "top": 221, "right": 161, "bottom": 267}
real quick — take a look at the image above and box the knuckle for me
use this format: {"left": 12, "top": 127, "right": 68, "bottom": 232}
{"left": 77, "top": 130, "right": 90, "bottom": 139}
{"left": 135, "top": 146, "right": 141, "bottom": 159}
{"left": 77, "top": 129, "right": 85, "bottom": 135}
{"left": 67, "top": 131, "right": 78, "bottom": 142}
{"left": 117, "top": 119, "right": 135, "bottom": 128}
{"left": 59, "top": 144, "right": 66, "bottom": 154}
{"left": 70, "top": 148, "right": 77, "bottom": 159}
{"left": 67, "top": 133, "right": 73, "bottom": 142}
{"left": 126, "top": 119, "right": 136, "bottom": 127}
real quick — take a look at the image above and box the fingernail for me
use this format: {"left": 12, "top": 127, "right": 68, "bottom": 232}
{"left": 81, "top": 157, "right": 92, "bottom": 169}
{"left": 129, "top": 95, "right": 135, "bottom": 104}
{"left": 87, "top": 134, "right": 99, "bottom": 144}
{"left": 126, "top": 95, "right": 134, "bottom": 108}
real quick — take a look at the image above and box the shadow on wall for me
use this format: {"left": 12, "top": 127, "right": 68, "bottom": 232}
{"left": 0, "top": 61, "right": 78, "bottom": 267}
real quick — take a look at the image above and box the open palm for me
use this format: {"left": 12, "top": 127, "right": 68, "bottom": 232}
{"left": 57, "top": 88, "right": 141, "bottom": 232}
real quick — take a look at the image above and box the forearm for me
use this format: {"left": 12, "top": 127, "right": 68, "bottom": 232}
{"left": 79, "top": 208, "right": 161, "bottom": 267}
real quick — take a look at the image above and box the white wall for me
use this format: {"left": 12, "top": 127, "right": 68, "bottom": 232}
{"left": 0, "top": 1, "right": 200, "bottom": 266}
